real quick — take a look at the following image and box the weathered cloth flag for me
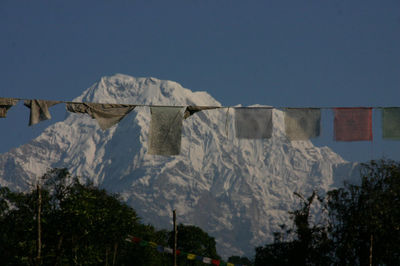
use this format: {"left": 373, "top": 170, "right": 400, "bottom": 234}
{"left": 24, "top": 99, "right": 61, "bottom": 126}
{"left": 66, "top": 103, "right": 136, "bottom": 130}
{"left": 382, "top": 107, "right": 400, "bottom": 140}
{"left": 0, "top": 97, "right": 19, "bottom": 118}
{"left": 184, "top": 106, "right": 220, "bottom": 119}
{"left": 148, "top": 106, "right": 184, "bottom": 155}
{"left": 334, "top": 107, "right": 372, "bottom": 141}
{"left": 284, "top": 108, "right": 321, "bottom": 140}
{"left": 234, "top": 107, "right": 273, "bottom": 139}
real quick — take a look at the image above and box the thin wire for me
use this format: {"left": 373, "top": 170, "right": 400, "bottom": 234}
{"left": 3, "top": 96, "right": 399, "bottom": 110}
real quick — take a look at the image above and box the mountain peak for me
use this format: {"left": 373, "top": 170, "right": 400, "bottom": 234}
{"left": 0, "top": 74, "right": 357, "bottom": 257}
{"left": 75, "top": 74, "right": 220, "bottom": 107}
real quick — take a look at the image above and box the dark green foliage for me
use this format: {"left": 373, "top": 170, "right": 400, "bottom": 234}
{"left": 170, "top": 224, "right": 220, "bottom": 266}
{"left": 327, "top": 159, "right": 400, "bottom": 265}
{"left": 254, "top": 192, "right": 332, "bottom": 266}
{"left": 0, "top": 168, "right": 223, "bottom": 265}
{"left": 228, "top": 255, "right": 253, "bottom": 265}
{"left": 255, "top": 159, "right": 400, "bottom": 266}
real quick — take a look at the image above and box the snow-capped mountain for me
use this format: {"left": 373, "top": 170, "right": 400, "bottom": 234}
{"left": 0, "top": 74, "right": 358, "bottom": 257}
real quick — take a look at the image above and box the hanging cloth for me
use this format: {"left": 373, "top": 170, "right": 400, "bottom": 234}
{"left": 234, "top": 107, "right": 273, "bottom": 139}
{"left": 184, "top": 106, "right": 219, "bottom": 119}
{"left": 0, "top": 97, "right": 19, "bottom": 118}
{"left": 187, "top": 253, "right": 196, "bottom": 260}
{"left": 66, "top": 103, "right": 136, "bottom": 130}
{"left": 284, "top": 108, "right": 321, "bottom": 140}
{"left": 163, "top": 247, "right": 173, "bottom": 254}
{"left": 196, "top": 256, "right": 204, "bottom": 261}
{"left": 156, "top": 245, "right": 164, "bottom": 253}
{"left": 334, "top": 107, "right": 372, "bottom": 141}
{"left": 211, "top": 259, "right": 221, "bottom": 265}
{"left": 203, "top": 257, "right": 212, "bottom": 264}
{"left": 382, "top": 107, "right": 400, "bottom": 140}
{"left": 148, "top": 106, "right": 184, "bottom": 155}
{"left": 24, "top": 99, "right": 61, "bottom": 126}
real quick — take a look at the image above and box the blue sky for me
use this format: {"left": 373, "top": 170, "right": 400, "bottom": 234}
{"left": 1, "top": 0, "right": 399, "bottom": 162}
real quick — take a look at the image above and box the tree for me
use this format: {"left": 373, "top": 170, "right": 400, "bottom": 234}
{"left": 255, "top": 191, "right": 333, "bottom": 266}
{"left": 169, "top": 224, "right": 220, "bottom": 266}
{"left": 0, "top": 168, "right": 172, "bottom": 265}
{"left": 228, "top": 255, "right": 253, "bottom": 265}
{"left": 327, "top": 159, "right": 400, "bottom": 265}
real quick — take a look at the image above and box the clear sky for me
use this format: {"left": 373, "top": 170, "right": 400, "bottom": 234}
{"left": 1, "top": 0, "right": 399, "bottom": 162}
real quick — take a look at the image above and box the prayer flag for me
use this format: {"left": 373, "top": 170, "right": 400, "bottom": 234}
{"left": 203, "top": 257, "right": 212, "bottom": 264}
{"left": 212, "top": 259, "right": 221, "bottom": 265}
{"left": 66, "top": 103, "right": 136, "bottom": 130}
{"left": 148, "top": 106, "right": 184, "bottom": 155}
{"left": 187, "top": 253, "right": 196, "bottom": 260}
{"left": 284, "top": 108, "right": 321, "bottom": 140}
{"left": 0, "top": 97, "right": 19, "bottom": 118}
{"left": 334, "top": 108, "right": 372, "bottom": 141}
{"left": 227, "top": 263, "right": 235, "bottom": 266}
{"left": 132, "top": 237, "right": 141, "bottom": 243}
{"left": 24, "top": 100, "right": 61, "bottom": 126}
{"left": 149, "top": 241, "right": 157, "bottom": 248}
{"left": 184, "top": 106, "right": 219, "bottom": 119}
{"left": 157, "top": 246, "right": 164, "bottom": 253}
{"left": 164, "top": 247, "right": 173, "bottom": 254}
{"left": 139, "top": 240, "right": 148, "bottom": 247}
{"left": 196, "top": 256, "right": 204, "bottom": 261}
{"left": 234, "top": 107, "right": 273, "bottom": 139}
{"left": 382, "top": 108, "right": 400, "bottom": 140}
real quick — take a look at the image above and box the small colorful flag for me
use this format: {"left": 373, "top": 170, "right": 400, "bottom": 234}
{"left": 203, "top": 257, "right": 212, "bottom": 264}
{"left": 149, "top": 241, "right": 158, "bottom": 248}
{"left": 164, "top": 247, "right": 173, "bottom": 254}
{"left": 212, "top": 259, "right": 221, "bottom": 265}
{"left": 157, "top": 246, "right": 164, "bottom": 253}
{"left": 187, "top": 253, "right": 196, "bottom": 260}
{"left": 334, "top": 108, "right": 372, "bottom": 141}
{"left": 382, "top": 108, "right": 400, "bottom": 140}
{"left": 132, "top": 237, "right": 141, "bottom": 243}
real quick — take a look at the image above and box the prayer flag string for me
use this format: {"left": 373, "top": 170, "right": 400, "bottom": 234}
{"left": 1, "top": 96, "right": 400, "bottom": 155}
{"left": 125, "top": 235, "right": 247, "bottom": 266}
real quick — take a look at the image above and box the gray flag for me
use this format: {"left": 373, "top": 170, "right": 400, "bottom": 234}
{"left": 148, "top": 106, "right": 184, "bottom": 155}
{"left": 0, "top": 97, "right": 19, "bottom": 118}
{"left": 284, "top": 108, "right": 321, "bottom": 140}
{"left": 66, "top": 103, "right": 136, "bottom": 130}
{"left": 235, "top": 107, "right": 273, "bottom": 139}
{"left": 24, "top": 99, "right": 61, "bottom": 126}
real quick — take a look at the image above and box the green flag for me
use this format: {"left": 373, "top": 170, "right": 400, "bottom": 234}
{"left": 382, "top": 108, "right": 400, "bottom": 140}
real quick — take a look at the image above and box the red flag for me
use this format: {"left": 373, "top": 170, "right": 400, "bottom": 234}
{"left": 334, "top": 108, "right": 372, "bottom": 141}
{"left": 132, "top": 236, "right": 141, "bottom": 243}
{"left": 212, "top": 259, "right": 221, "bottom": 265}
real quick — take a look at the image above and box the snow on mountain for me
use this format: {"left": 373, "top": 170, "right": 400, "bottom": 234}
{"left": 0, "top": 74, "right": 358, "bottom": 257}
